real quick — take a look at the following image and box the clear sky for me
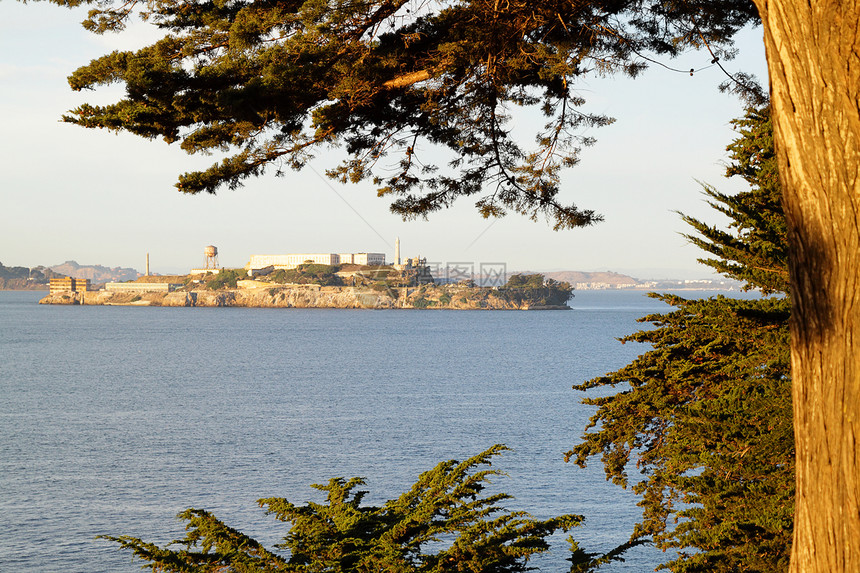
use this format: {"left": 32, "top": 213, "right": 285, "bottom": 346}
{"left": 0, "top": 2, "right": 769, "bottom": 279}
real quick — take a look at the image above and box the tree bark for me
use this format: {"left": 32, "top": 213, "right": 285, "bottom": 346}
{"left": 752, "top": 1, "right": 860, "bottom": 571}
{"left": 383, "top": 70, "right": 431, "bottom": 89}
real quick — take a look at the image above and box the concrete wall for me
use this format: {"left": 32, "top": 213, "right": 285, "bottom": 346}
{"left": 105, "top": 282, "right": 178, "bottom": 293}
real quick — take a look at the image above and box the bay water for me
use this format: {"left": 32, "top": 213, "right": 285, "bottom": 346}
{"left": 0, "top": 289, "right": 711, "bottom": 571}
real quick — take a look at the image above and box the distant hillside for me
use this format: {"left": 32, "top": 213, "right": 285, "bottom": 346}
{"left": 526, "top": 270, "right": 643, "bottom": 288}
{"left": 0, "top": 262, "right": 65, "bottom": 290}
{"left": 50, "top": 260, "right": 140, "bottom": 283}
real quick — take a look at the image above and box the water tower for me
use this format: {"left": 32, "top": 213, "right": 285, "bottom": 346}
{"left": 203, "top": 245, "right": 219, "bottom": 270}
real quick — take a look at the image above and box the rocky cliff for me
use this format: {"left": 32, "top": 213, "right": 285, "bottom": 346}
{"left": 39, "top": 284, "right": 569, "bottom": 310}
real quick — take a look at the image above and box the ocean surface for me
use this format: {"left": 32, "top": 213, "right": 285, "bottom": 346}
{"left": 0, "top": 289, "right": 737, "bottom": 572}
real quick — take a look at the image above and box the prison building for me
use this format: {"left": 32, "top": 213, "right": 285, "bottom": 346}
{"left": 247, "top": 252, "right": 387, "bottom": 272}
{"left": 353, "top": 253, "right": 386, "bottom": 265}
{"left": 338, "top": 253, "right": 385, "bottom": 266}
{"left": 248, "top": 254, "right": 340, "bottom": 271}
{"left": 49, "top": 277, "right": 90, "bottom": 294}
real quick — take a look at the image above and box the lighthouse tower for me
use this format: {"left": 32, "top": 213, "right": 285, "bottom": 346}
{"left": 395, "top": 237, "right": 401, "bottom": 265}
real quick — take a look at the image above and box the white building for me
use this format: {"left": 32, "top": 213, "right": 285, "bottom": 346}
{"left": 352, "top": 253, "right": 386, "bottom": 266}
{"left": 248, "top": 254, "right": 340, "bottom": 270}
{"left": 247, "top": 252, "right": 386, "bottom": 272}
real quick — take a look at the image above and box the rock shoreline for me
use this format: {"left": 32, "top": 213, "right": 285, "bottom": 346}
{"left": 39, "top": 285, "right": 570, "bottom": 310}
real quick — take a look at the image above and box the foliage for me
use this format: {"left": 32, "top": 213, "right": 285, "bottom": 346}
{"left": 269, "top": 264, "right": 343, "bottom": 286}
{"left": 49, "top": 0, "right": 759, "bottom": 229}
{"left": 355, "top": 267, "right": 394, "bottom": 283}
{"left": 566, "top": 106, "right": 793, "bottom": 572}
{"left": 0, "top": 262, "right": 65, "bottom": 288}
{"left": 296, "top": 263, "right": 344, "bottom": 286}
{"left": 300, "top": 263, "right": 340, "bottom": 276}
{"left": 682, "top": 107, "right": 787, "bottom": 295}
{"left": 569, "top": 295, "right": 792, "bottom": 572}
{"left": 269, "top": 269, "right": 290, "bottom": 283}
{"left": 0, "top": 262, "right": 33, "bottom": 281}
{"left": 504, "top": 274, "right": 545, "bottom": 290}
{"left": 499, "top": 274, "right": 573, "bottom": 307}
{"left": 412, "top": 296, "right": 435, "bottom": 309}
{"left": 205, "top": 268, "right": 244, "bottom": 290}
{"left": 100, "top": 445, "right": 624, "bottom": 572}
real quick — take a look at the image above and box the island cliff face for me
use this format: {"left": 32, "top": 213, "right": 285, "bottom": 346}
{"left": 38, "top": 284, "right": 570, "bottom": 310}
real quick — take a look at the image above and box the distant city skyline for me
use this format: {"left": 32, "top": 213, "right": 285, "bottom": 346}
{"left": 1, "top": 3, "right": 769, "bottom": 280}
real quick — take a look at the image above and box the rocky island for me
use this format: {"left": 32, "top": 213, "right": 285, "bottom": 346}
{"left": 38, "top": 266, "right": 573, "bottom": 310}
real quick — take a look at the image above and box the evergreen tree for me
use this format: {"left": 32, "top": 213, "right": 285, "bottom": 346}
{"left": 29, "top": 0, "right": 860, "bottom": 567}
{"left": 47, "top": 0, "right": 758, "bottom": 229}
{"left": 102, "top": 445, "right": 628, "bottom": 572}
{"left": 682, "top": 107, "right": 787, "bottom": 296}
{"left": 566, "top": 107, "right": 793, "bottom": 572}
{"left": 499, "top": 274, "right": 574, "bottom": 307}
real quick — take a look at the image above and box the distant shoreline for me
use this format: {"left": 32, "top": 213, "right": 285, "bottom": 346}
{"left": 38, "top": 284, "right": 572, "bottom": 310}
{"left": 6, "top": 284, "right": 743, "bottom": 293}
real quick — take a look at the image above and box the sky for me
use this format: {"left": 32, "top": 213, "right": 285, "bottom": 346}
{"left": 0, "top": 2, "right": 770, "bottom": 279}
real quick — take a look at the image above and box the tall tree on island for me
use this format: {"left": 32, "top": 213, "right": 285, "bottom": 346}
{"left": 31, "top": 0, "right": 860, "bottom": 569}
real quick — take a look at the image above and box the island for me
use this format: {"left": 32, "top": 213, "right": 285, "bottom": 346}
{"left": 38, "top": 266, "right": 573, "bottom": 310}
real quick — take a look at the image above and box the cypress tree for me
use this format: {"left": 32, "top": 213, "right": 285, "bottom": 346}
{"left": 567, "top": 107, "right": 793, "bottom": 572}
{"left": 102, "top": 445, "right": 633, "bottom": 572}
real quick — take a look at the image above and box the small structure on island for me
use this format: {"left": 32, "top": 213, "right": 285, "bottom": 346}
{"left": 204, "top": 245, "right": 219, "bottom": 270}
{"left": 191, "top": 245, "right": 221, "bottom": 275}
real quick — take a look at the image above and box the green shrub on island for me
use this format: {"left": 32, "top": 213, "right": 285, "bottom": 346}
{"left": 268, "top": 264, "right": 344, "bottom": 286}
{"left": 300, "top": 263, "right": 340, "bottom": 276}
{"left": 412, "top": 296, "right": 436, "bottom": 309}
{"left": 205, "top": 269, "right": 244, "bottom": 290}
{"left": 498, "top": 274, "right": 573, "bottom": 307}
{"left": 268, "top": 269, "right": 291, "bottom": 283}
{"left": 101, "top": 445, "right": 637, "bottom": 572}
{"left": 505, "top": 274, "right": 546, "bottom": 289}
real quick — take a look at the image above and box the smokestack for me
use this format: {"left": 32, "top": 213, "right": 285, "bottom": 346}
{"left": 146, "top": 253, "right": 150, "bottom": 276}
{"left": 395, "top": 237, "right": 401, "bottom": 265}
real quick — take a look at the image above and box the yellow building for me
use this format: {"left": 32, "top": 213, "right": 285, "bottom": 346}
{"left": 49, "top": 278, "right": 90, "bottom": 294}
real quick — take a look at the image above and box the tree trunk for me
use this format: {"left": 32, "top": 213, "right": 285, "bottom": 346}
{"left": 753, "top": 1, "right": 860, "bottom": 571}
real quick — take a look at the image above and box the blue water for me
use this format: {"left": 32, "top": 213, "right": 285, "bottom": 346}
{"left": 0, "top": 290, "right": 709, "bottom": 572}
